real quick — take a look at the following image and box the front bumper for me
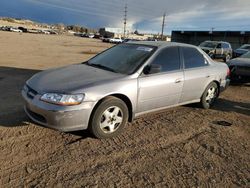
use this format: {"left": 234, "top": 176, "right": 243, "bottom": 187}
{"left": 220, "top": 78, "right": 230, "bottom": 92}
{"left": 229, "top": 65, "right": 250, "bottom": 77}
{"left": 22, "top": 89, "right": 95, "bottom": 132}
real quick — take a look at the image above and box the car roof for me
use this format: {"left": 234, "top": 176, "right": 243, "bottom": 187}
{"left": 127, "top": 41, "right": 197, "bottom": 48}
{"left": 203, "top": 40, "right": 230, "bottom": 44}
{"left": 242, "top": 44, "right": 250, "bottom": 46}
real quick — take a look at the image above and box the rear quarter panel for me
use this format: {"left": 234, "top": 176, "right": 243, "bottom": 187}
{"left": 207, "top": 61, "right": 229, "bottom": 90}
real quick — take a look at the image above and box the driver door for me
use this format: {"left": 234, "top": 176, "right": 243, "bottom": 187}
{"left": 137, "top": 46, "right": 184, "bottom": 113}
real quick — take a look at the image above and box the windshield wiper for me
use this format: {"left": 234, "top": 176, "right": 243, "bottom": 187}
{"left": 86, "top": 63, "right": 118, "bottom": 73}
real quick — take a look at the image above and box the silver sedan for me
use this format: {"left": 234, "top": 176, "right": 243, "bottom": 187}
{"left": 22, "top": 41, "right": 230, "bottom": 138}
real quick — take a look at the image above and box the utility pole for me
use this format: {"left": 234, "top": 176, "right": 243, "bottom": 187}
{"left": 161, "top": 12, "right": 166, "bottom": 40}
{"left": 123, "top": 4, "right": 127, "bottom": 38}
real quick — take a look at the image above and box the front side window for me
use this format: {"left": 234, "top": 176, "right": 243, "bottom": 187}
{"left": 151, "top": 47, "right": 181, "bottom": 72}
{"left": 216, "top": 43, "right": 222, "bottom": 48}
{"left": 87, "top": 44, "right": 157, "bottom": 74}
{"left": 182, "top": 47, "right": 207, "bottom": 69}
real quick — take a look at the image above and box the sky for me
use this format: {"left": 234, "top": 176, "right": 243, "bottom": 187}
{"left": 1, "top": 0, "right": 250, "bottom": 34}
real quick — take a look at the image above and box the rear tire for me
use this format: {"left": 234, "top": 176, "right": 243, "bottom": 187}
{"left": 224, "top": 54, "right": 231, "bottom": 63}
{"left": 200, "top": 82, "right": 219, "bottom": 109}
{"left": 89, "top": 97, "right": 128, "bottom": 139}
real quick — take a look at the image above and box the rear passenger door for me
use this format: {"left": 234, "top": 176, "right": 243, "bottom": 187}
{"left": 180, "top": 47, "right": 211, "bottom": 103}
{"left": 215, "top": 43, "right": 223, "bottom": 58}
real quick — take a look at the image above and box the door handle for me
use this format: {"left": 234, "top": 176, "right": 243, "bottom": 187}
{"left": 175, "top": 78, "right": 182, "bottom": 83}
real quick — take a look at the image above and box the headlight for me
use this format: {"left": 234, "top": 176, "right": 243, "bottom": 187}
{"left": 40, "top": 93, "right": 84, "bottom": 106}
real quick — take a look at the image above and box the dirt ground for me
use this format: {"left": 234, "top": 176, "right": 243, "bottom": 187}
{"left": 0, "top": 31, "right": 249, "bottom": 187}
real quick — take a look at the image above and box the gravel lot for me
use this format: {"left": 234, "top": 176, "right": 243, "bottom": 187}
{"left": 0, "top": 31, "right": 249, "bottom": 187}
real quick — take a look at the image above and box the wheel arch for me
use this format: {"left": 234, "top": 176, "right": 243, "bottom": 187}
{"left": 89, "top": 94, "right": 134, "bottom": 128}
{"left": 212, "top": 80, "right": 220, "bottom": 94}
{"left": 202, "top": 80, "right": 220, "bottom": 98}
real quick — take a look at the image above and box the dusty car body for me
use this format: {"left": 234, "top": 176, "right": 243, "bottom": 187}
{"left": 228, "top": 51, "right": 250, "bottom": 80}
{"left": 199, "top": 41, "right": 232, "bottom": 62}
{"left": 233, "top": 44, "right": 250, "bottom": 58}
{"left": 22, "top": 41, "right": 230, "bottom": 138}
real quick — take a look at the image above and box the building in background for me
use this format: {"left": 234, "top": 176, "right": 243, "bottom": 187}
{"left": 171, "top": 31, "right": 250, "bottom": 49}
{"left": 99, "top": 27, "right": 125, "bottom": 38}
{"left": 99, "top": 27, "right": 171, "bottom": 41}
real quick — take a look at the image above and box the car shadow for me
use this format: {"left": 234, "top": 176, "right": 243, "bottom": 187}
{"left": 212, "top": 98, "right": 250, "bottom": 116}
{"left": 66, "top": 130, "right": 94, "bottom": 140}
{"left": 0, "top": 66, "right": 40, "bottom": 127}
{"left": 230, "top": 78, "right": 250, "bottom": 86}
{"left": 0, "top": 66, "right": 94, "bottom": 139}
{"left": 185, "top": 98, "right": 250, "bottom": 116}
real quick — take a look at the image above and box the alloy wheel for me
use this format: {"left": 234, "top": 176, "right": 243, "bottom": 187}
{"left": 100, "top": 106, "right": 123, "bottom": 134}
{"left": 205, "top": 86, "right": 217, "bottom": 104}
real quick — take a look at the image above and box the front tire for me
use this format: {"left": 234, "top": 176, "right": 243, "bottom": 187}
{"left": 209, "top": 53, "right": 215, "bottom": 59}
{"left": 200, "top": 82, "right": 219, "bottom": 109}
{"left": 89, "top": 97, "right": 128, "bottom": 139}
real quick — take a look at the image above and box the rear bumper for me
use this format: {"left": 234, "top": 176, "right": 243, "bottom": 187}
{"left": 22, "top": 89, "right": 95, "bottom": 132}
{"left": 220, "top": 79, "right": 230, "bottom": 92}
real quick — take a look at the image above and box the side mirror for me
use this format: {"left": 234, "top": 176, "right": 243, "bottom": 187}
{"left": 143, "top": 64, "right": 162, "bottom": 74}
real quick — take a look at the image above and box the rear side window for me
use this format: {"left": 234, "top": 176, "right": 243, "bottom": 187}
{"left": 222, "top": 43, "right": 229, "bottom": 48}
{"left": 182, "top": 47, "right": 207, "bottom": 69}
{"left": 151, "top": 47, "right": 181, "bottom": 72}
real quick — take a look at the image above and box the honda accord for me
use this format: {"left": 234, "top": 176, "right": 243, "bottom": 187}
{"left": 22, "top": 41, "right": 230, "bottom": 138}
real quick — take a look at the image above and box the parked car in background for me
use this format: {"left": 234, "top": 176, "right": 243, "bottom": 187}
{"left": 94, "top": 34, "right": 101, "bottom": 39}
{"left": 123, "top": 38, "right": 140, "bottom": 43}
{"left": 228, "top": 51, "right": 250, "bottom": 80}
{"left": 40, "top": 30, "right": 50, "bottom": 34}
{"left": 102, "top": 37, "right": 111, "bottom": 43}
{"left": 18, "top": 26, "right": 28, "bottom": 33}
{"left": 199, "top": 41, "right": 232, "bottom": 62}
{"left": 22, "top": 41, "right": 230, "bottom": 139}
{"left": 88, "top": 33, "right": 95, "bottom": 38}
{"left": 109, "top": 37, "right": 123, "bottom": 43}
{"left": 10, "top": 27, "right": 23, "bottom": 33}
{"left": 233, "top": 44, "right": 250, "bottom": 58}
{"left": 1, "top": 26, "right": 12, "bottom": 31}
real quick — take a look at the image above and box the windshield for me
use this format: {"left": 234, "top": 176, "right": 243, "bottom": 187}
{"left": 199, "top": 41, "right": 218, "bottom": 48}
{"left": 86, "top": 43, "right": 156, "bottom": 74}
{"left": 240, "top": 44, "right": 250, "bottom": 50}
{"left": 240, "top": 51, "right": 250, "bottom": 58}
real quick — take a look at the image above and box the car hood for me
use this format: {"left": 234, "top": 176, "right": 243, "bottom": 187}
{"left": 200, "top": 47, "right": 214, "bottom": 52}
{"left": 228, "top": 58, "right": 250, "bottom": 66}
{"left": 26, "top": 64, "right": 125, "bottom": 94}
{"left": 234, "top": 49, "right": 249, "bottom": 54}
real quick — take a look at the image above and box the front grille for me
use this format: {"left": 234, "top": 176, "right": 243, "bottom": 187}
{"left": 26, "top": 85, "right": 38, "bottom": 99}
{"left": 26, "top": 108, "right": 47, "bottom": 123}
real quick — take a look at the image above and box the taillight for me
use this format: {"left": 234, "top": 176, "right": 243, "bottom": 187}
{"left": 227, "top": 67, "right": 230, "bottom": 78}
